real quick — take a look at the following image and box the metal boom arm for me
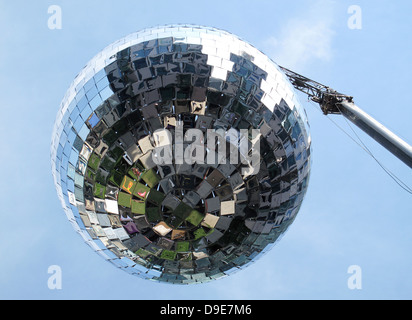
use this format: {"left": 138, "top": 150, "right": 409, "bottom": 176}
{"left": 279, "top": 66, "right": 412, "bottom": 169}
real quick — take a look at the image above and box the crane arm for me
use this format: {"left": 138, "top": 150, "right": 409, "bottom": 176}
{"left": 279, "top": 66, "right": 412, "bottom": 169}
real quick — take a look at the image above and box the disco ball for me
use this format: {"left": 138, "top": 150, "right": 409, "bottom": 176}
{"left": 50, "top": 24, "right": 311, "bottom": 284}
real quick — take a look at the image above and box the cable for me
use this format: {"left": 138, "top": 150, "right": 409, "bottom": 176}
{"left": 307, "top": 100, "right": 412, "bottom": 195}
{"left": 335, "top": 104, "right": 412, "bottom": 194}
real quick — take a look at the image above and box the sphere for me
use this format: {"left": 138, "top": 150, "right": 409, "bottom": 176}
{"left": 50, "top": 24, "right": 311, "bottom": 284}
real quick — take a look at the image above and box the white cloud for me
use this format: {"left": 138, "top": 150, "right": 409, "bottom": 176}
{"left": 263, "top": 0, "right": 337, "bottom": 71}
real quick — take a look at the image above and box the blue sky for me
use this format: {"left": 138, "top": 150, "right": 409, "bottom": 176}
{"left": 0, "top": 0, "right": 411, "bottom": 300}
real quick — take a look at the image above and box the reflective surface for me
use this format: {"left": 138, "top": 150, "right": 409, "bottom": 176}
{"left": 51, "top": 24, "right": 311, "bottom": 284}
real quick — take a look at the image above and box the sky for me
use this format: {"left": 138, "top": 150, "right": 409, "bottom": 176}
{"left": 0, "top": 0, "right": 411, "bottom": 300}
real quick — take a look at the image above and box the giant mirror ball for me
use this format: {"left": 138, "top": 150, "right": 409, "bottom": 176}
{"left": 50, "top": 25, "right": 311, "bottom": 284}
